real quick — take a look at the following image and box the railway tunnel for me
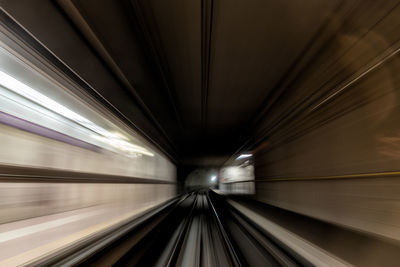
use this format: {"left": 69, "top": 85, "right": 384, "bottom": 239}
{"left": 0, "top": 0, "right": 400, "bottom": 266}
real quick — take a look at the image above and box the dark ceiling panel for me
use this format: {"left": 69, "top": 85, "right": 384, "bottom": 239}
{"left": 61, "top": 0, "right": 182, "bottom": 146}
{"left": 148, "top": 0, "right": 202, "bottom": 130}
{"left": 207, "top": 0, "right": 340, "bottom": 134}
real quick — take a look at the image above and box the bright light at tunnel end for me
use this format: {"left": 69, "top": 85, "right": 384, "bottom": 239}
{"left": 211, "top": 175, "right": 217, "bottom": 182}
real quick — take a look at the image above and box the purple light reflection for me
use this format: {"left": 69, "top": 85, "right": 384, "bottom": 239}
{"left": 0, "top": 111, "right": 102, "bottom": 152}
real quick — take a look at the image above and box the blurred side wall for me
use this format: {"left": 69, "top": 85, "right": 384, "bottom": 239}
{"left": 251, "top": 3, "right": 400, "bottom": 242}
{"left": 0, "top": 183, "right": 175, "bottom": 224}
{"left": 0, "top": 123, "right": 175, "bottom": 182}
{"left": 0, "top": 121, "right": 176, "bottom": 223}
{"left": 253, "top": 35, "right": 400, "bottom": 242}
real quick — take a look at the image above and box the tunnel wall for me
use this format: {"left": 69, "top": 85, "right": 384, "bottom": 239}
{"left": 219, "top": 165, "right": 255, "bottom": 194}
{"left": 254, "top": 177, "right": 400, "bottom": 241}
{"left": 254, "top": 59, "right": 400, "bottom": 241}
{"left": 0, "top": 120, "right": 176, "bottom": 223}
{"left": 252, "top": 2, "right": 400, "bottom": 241}
{"left": 0, "top": 183, "right": 175, "bottom": 224}
{"left": 0, "top": 123, "right": 175, "bottom": 182}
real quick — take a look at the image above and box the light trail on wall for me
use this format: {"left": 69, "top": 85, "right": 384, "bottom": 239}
{"left": 0, "top": 70, "right": 153, "bottom": 157}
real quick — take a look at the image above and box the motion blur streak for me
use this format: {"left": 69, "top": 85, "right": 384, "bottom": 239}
{"left": 2, "top": 0, "right": 400, "bottom": 266}
{"left": 0, "top": 5, "right": 176, "bottom": 265}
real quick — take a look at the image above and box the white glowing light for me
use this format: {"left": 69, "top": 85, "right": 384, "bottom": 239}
{"left": 93, "top": 135, "right": 154, "bottom": 157}
{"left": 236, "top": 153, "right": 252, "bottom": 160}
{"left": 211, "top": 175, "right": 217, "bottom": 181}
{"left": 0, "top": 70, "right": 153, "bottom": 157}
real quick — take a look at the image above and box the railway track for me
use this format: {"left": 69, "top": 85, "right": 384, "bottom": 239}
{"left": 32, "top": 190, "right": 301, "bottom": 267}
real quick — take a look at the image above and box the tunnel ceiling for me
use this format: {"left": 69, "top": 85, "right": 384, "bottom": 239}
{"left": 0, "top": 0, "right": 370, "bottom": 165}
